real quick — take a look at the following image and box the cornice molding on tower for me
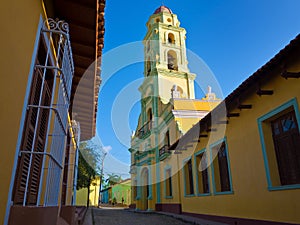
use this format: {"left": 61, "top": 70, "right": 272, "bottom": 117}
{"left": 160, "top": 23, "right": 185, "bottom": 32}
{"left": 172, "top": 109, "right": 209, "bottom": 119}
{"left": 156, "top": 68, "right": 196, "bottom": 80}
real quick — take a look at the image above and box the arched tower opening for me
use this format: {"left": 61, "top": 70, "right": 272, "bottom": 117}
{"left": 167, "top": 50, "right": 178, "bottom": 71}
{"left": 168, "top": 33, "right": 175, "bottom": 44}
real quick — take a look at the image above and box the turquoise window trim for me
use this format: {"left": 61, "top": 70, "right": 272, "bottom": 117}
{"left": 184, "top": 194, "right": 195, "bottom": 197}
{"left": 214, "top": 191, "right": 234, "bottom": 196}
{"left": 182, "top": 156, "right": 195, "bottom": 197}
{"left": 165, "top": 196, "right": 173, "bottom": 199}
{"left": 257, "top": 98, "right": 300, "bottom": 190}
{"left": 269, "top": 184, "right": 300, "bottom": 191}
{"left": 194, "top": 148, "right": 211, "bottom": 197}
{"left": 164, "top": 165, "right": 173, "bottom": 198}
{"left": 157, "top": 113, "right": 174, "bottom": 131}
{"left": 136, "top": 157, "right": 154, "bottom": 166}
{"left": 210, "top": 137, "right": 234, "bottom": 195}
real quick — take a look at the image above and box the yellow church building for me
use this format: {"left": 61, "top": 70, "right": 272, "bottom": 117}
{"left": 129, "top": 5, "right": 221, "bottom": 212}
{"left": 0, "top": 1, "right": 105, "bottom": 225}
{"left": 130, "top": 6, "right": 300, "bottom": 225}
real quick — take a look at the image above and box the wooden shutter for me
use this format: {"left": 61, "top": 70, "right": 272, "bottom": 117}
{"left": 12, "top": 36, "right": 54, "bottom": 205}
{"left": 218, "top": 143, "right": 231, "bottom": 192}
{"left": 271, "top": 110, "right": 300, "bottom": 185}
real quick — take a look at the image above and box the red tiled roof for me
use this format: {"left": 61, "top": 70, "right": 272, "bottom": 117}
{"left": 154, "top": 5, "right": 173, "bottom": 14}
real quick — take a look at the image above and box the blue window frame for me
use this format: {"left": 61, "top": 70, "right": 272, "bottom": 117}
{"left": 258, "top": 98, "right": 300, "bottom": 191}
{"left": 183, "top": 157, "right": 195, "bottom": 197}
{"left": 210, "top": 138, "right": 233, "bottom": 195}
{"left": 194, "top": 148, "right": 210, "bottom": 196}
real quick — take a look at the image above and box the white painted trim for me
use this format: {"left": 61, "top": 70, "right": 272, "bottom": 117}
{"left": 172, "top": 109, "right": 209, "bottom": 118}
{"left": 4, "top": 15, "right": 44, "bottom": 225}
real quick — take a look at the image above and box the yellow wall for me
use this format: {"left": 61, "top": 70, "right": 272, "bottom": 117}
{"left": 76, "top": 188, "right": 88, "bottom": 206}
{"left": 171, "top": 60, "right": 300, "bottom": 224}
{"left": 158, "top": 75, "right": 193, "bottom": 102}
{"left": 76, "top": 177, "right": 100, "bottom": 206}
{"left": 0, "top": 1, "right": 44, "bottom": 224}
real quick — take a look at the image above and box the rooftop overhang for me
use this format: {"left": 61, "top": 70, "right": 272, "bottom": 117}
{"left": 53, "top": 0, "right": 105, "bottom": 141}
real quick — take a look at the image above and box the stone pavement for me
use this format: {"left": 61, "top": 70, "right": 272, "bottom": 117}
{"left": 83, "top": 207, "right": 228, "bottom": 225}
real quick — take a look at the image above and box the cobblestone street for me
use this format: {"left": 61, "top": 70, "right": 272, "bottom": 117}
{"left": 83, "top": 207, "right": 227, "bottom": 225}
{"left": 91, "top": 208, "right": 188, "bottom": 225}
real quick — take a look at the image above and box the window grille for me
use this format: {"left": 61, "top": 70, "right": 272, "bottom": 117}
{"left": 12, "top": 18, "right": 74, "bottom": 206}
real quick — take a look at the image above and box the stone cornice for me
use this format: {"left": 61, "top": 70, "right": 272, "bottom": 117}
{"left": 156, "top": 68, "right": 196, "bottom": 80}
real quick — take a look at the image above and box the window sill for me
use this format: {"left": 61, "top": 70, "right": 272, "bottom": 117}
{"left": 184, "top": 194, "right": 195, "bottom": 198}
{"left": 196, "top": 193, "right": 211, "bottom": 197}
{"left": 214, "top": 190, "right": 234, "bottom": 195}
{"left": 268, "top": 184, "right": 300, "bottom": 191}
{"left": 165, "top": 196, "right": 173, "bottom": 199}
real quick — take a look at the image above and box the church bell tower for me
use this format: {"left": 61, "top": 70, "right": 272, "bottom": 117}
{"left": 141, "top": 6, "right": 196, "bottom": 103}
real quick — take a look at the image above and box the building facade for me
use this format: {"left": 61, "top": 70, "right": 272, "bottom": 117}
{"left": 111, "top": 179, "right": 131, "bottom": 206}
{"left": 0, "top": 1, "right": 105, "bottom": 225}
{"left": 129, "top": 6, "right": 220, "bottom": 212}
{"left": 76, "top": 176, "right": 101, "bottom": 207}
{"left": 100, "top": 187, "right": 112, "bottom": 204}
{"left": 165, "top": 33, "right": 300, "bottom": 224}
{"left": 130, "top": 6, "right": 300, "bottom": 225}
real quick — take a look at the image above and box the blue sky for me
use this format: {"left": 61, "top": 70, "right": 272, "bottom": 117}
{"left": 95, "top": 0, "right": 300, "bottom": 178}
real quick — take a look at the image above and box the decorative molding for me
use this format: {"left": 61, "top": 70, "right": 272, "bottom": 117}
{"left": 172, "top": 110, "right": 209, "bottom": 118}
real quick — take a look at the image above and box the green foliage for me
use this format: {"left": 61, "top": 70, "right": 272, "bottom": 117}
{"left": 105, "top": 173, "right": 122, "bottom": 186}
{"left": 76, "top": 150, "right": 96, "bottom": 190}
{"left": 77, "top": 141, "right": 103, "bottom": 190}
{"left": 79, "top": 141, "right": 102, "bottom": 174}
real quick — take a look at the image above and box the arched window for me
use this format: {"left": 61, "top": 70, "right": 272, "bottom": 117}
{"left": 168, "top": 33, "right": 175, "bottom": 44}
{"left": 167, "top": 50, "right": 178, "bottom": 71}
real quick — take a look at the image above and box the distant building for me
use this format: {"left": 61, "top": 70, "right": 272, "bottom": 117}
{"left": 111, "top": 179, "right": 131, "bottom": 206}
{"left": 0, "top": 1, "right": 105, "bottom": 225}
{"left": 100, "top": 187, "right": 112, "bottom": 204}
{"left": 130, "top": 5, "right": 300, "bottom": 225}
{"left": 76, "top": 176, "right": 101, "bottom": 207}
